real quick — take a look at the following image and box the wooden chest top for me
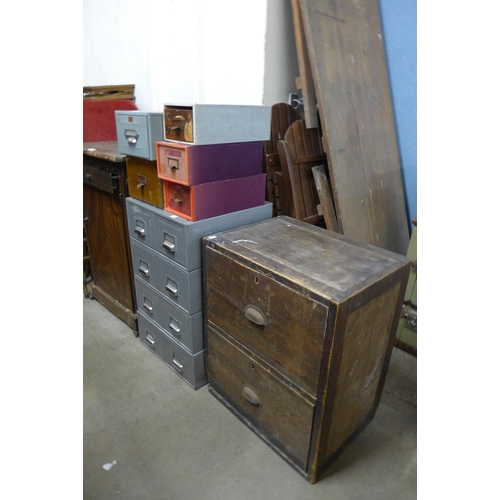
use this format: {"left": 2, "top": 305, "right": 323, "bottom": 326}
{"left": 204, "top": 216, "right": 407, "bottom": 303}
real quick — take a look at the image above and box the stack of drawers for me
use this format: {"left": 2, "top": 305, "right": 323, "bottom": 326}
{"left": 126, "top": 197, "right": 272, "bottom": 389}
{"left": 157, "top": 103, "right": 271, "bottom": 221}
{"left": 115, "top": 110, "right": 165, "bottom": 208}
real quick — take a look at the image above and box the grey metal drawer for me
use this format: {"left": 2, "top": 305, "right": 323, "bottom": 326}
{"left": 126, "top": 197, "right": 155, "bottom": 248}
{"left": 138, "top": 311, "right": 164, "bottom": 359}
{"left": 156, "top": 257, "right": 202, "bottom": 314}
{"left": 130, "top": 239, "right": 159, "bottom": 289}
{"left": 115, "top": 111, "right": 164, "bottom": 160}
{"left": 163, "top": 333, "right": 207, "bottom": 390}
{"left": 134, "top": 277, "right": 161, "bottom": 325}
{"left": 159, "top": 294, "right": 204, "bottom": 354}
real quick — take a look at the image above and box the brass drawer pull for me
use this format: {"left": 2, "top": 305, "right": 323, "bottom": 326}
{"left": 145, "top": 334, "right": 155, "bottom": 345}
{"left": 244, "top": 305, "right": 268, "bottom": 327}
{"left": 242, "top": 386, "right": 261, "bottom": 406}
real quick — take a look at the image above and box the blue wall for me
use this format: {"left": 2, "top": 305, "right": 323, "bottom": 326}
{"left": 379, "top": 0, "right": 417, "bottom": 227}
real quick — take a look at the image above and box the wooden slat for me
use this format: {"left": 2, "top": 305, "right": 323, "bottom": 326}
{"left": 290, "top": 0, "right": 319, "bottom": 129}
{"left": 83, "top": 84, "right": 135, "bottom": 101}
{"left": 298, "top": 0, "right": 409, "bottom": 254}
{"left": 312, "top": 165, "right": 339, "bottom": 232}
{"left": 278, "top": 120, "right": 336, "bottom": 227}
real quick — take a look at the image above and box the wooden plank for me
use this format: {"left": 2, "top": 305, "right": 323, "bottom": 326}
{"left": 312, "top": 165, "right": 339, "bottom": 232}
{"left": 298, "top": 0, "right": 409, "bottom": 255}
{"left": 83, "top": 84, "right": 135, "bottom": 101}
{"left": 290, "top": 0, "right": 319, "bottom": 129}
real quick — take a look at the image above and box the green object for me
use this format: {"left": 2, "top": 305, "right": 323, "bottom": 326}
{"left": 396, "top": 222, "right": 417, "bottom": 353}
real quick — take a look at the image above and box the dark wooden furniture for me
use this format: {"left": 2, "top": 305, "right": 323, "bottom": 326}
{"left": 83, "top": 142, "right": 137, "bottom": 331}
{"left": 203, "top": 216, "right": 411, "bottom": 483}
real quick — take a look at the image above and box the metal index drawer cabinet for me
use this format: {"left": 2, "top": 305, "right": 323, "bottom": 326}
{"left": 126, "top": 197, "right": 273, "bottom": 389}
{"left": 203, "top": 217, "right": 411, "bottom": 482}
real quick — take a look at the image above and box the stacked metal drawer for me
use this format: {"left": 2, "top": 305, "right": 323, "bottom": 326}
{"left": 126, "top": 196, "right": 273, "bottom": 389}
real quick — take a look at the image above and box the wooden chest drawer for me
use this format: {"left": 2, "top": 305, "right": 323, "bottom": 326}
{"left": 203, "top": 216, "right": 412, "bottom": 482}
{"left": 126, "top": 156, "right": 164, "bottom": 208}
{"left": 163, "top": 174, "right": 266, "bottom": 221}
{"left": 163, "top": 103, "right": 272, "bottom": 145}
{"left": 206, "top": 324, "right": 315, "bottom": 471}
{"left": 205, "top": 245, "right": 328, "bottom": 396}
{"left": 115, "top": 111, "right": 164, "bottom": 160}
{"left": 156, "top": 141, "right": 263, "bottom": 186}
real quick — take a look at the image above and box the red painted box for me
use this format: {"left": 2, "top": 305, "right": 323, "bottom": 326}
{"left": 163, "top": 174, "right": 266, "bottom": 222}
{"left": 156, "top": 141, "right": 263, "bottom": 186}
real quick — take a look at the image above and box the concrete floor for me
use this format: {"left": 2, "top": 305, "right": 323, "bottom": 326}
{"left": 83, "top": 295, "right": 417, "bottom": 500}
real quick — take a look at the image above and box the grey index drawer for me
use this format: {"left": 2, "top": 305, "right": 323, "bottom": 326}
{"left": 130, "top": 239, "right": 159, "bottom": 289}
{"left": 115, "top": 111, "right": 164, "bottom": 160}
{"left": 156, "top": 258, "right": 203, "bottom": 315}
{"left": 127, "top": 199, "right": 156, "bottom": 248}
{"left": 134, "top": 277, "right": 161, "bottom": 325}
{"left": 138, "top": 311, "right": 164, "bottom": 359}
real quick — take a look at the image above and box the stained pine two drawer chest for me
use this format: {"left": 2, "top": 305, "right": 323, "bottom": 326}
{"left": 203, "top": 216, "right": 411, "bottom": 482}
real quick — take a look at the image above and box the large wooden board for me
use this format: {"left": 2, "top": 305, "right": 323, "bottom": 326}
{"left": 298, "top": 0, "right": 409, "bottom": 255}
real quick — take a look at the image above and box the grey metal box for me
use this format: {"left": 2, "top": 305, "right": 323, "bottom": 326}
{"left": 163, "top": 103, "right": 271, "bottom": 145}
{"left": 138, "top": 311, "right": 164, "bottom": 359}
{"left": 130, "top": 239, "right": 159, "bottom": 289}
{"left": 134, "top": 277, "right": 161, "bottom": 326}
{"left": 163, "top": 332, "right": 207, "bottom": 390}
{"left": 156, "top": 257, "right": 202, "bottom": 315}
{"left": 115, "top": 111, "right": 164, "bottom": 160}
{"left": 126, "top": 197, "right": 273, "bottom": 271}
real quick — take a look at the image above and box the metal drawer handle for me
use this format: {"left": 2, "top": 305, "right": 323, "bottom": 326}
{"left": 172, "top": 357, "right": 183, "bottom": 371}
{"left": 242, "top": 386, "right": 261, "bottom": 406}
{"left": 166, "top": 281, "right": 178, "bottom": 296}
{"left": 139, "top": 264, "right": 149, "bottom": 276}
{"left": 136, "top": 174, "right": 148, "bottom": 189}
{"left": 244, "top": 305, "right": 268, "bottom": 327}
{"left": 125, "top": 129, "right": 139, "bottom": 145}
{"left": 143, "top": 302, "right": 153, "bottom": 313}
{"left": 169, "top": 321, "right": 181, "bottom": 335}
{"left": 135, "top": 226, "right": 145, "bottom": 236}
{"left": 146, "top": 334, "right": 155, "bottom": 345}
{"left": 163, "top": 240, "right": 175, "bottom": 252}
{"left": 167, "top": 161, "right": 179, "bottom": 170}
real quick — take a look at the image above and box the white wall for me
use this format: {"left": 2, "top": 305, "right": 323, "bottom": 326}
{"left": 83, "top": 0, "right": 296, "bottom": 111}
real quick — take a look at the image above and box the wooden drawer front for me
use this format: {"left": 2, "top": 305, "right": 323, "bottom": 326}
{"left": 157, "top": 141, "right": 264, "bottom": 186}
{"left": 164, "top": 107, "right": 193, "bottom": 143}
{"left": 163, "top": 334, "right": 207, "bottom": 390}
{"left": 163, "top": 174, "right": 266, "bottom": 222}
{"left": 83, "top": 164, "right": 117, "bottom": 194}
{"left": 156, "top": 258, "right": 203, "bottom": 314}
{"left": 130, "top": 240, "right": 159, "bottom": 289}
{"left": 159, "top": 294, "right": 204, "bottom": 354}
{"left": 138, "top": 311, "right": 164, "bottom": 359}
{"left": 134, "top": 278, "right": 161, "bottom": 324}
{"left": 126, "top": 157, "right": 164, "bottom": 208}
{"left": 205, "top": 246, "right": 328, "bottom": 396}
{"left": 206, "top": 326, "right": 315, "bottom": 472}
{"left": 126, "top": 193, "right": 156, "bottom": 247}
